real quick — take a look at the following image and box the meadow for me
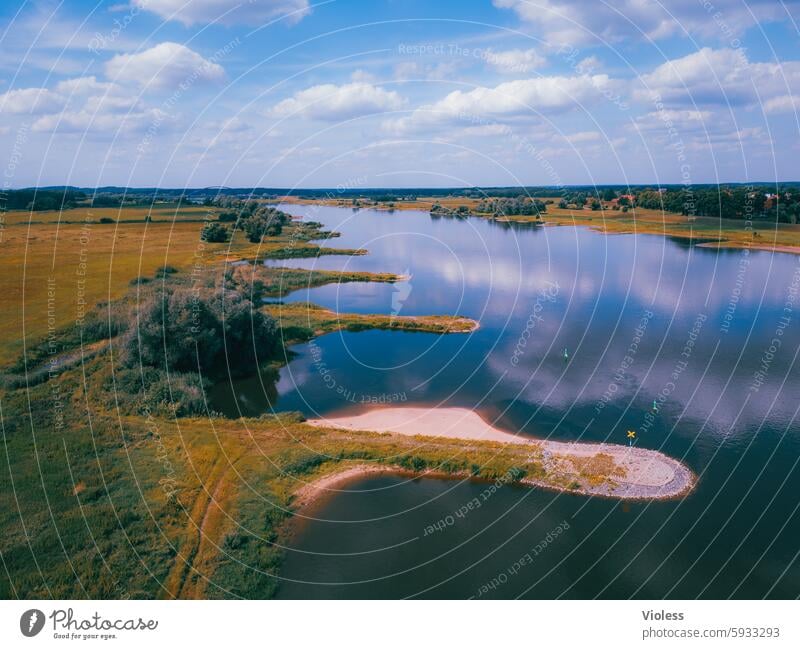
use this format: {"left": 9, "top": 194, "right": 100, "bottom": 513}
{"left": 0, "top": 206, "right": 364, "bottom": 363}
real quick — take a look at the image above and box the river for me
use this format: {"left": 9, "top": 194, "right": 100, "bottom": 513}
{"left": 219, "top": 204, "right": 800, "bottom": 598}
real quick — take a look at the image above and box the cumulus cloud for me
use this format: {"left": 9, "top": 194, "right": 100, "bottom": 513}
{"left": 15, "top": 74, "right": 151, "bottom": 135}
{"left": 763, "top": 95, "right": 800, "bottom": 114}
{"left": 0, "top": 87, "right": 66, "bottom": 114}
{"left": 270, "top": 82, "right": 406, "bottom": 121}
{"left": 481, "top": 48, "right": 546, "bottom": 74}
{"left": 55, "top": 76, "right": 116, "bottom": 94}
{"left": 105, "top": 42, "right": 225, "bottom": 90}
{"left": 494, "top": 0, "right": 799, "bottom": 45}
{"left": 385, "top": 74, "right": 611, "bottom": 133}
{"left": 31, "top": 108, "right": 164, "bottom": 135}
{"left": 632, "top": 105, "right": 767, "bottom": 156}
{"left": 636, "top": 48, "right": 800, "bottom": 108}
{"left": 133, "top": 0, "right": 310, "bottom": 26}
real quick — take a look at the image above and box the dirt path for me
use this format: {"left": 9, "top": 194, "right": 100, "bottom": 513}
{"left": 165, "top": 457, "right": 237, "bottom": 599}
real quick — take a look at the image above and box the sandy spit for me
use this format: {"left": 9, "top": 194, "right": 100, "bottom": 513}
{"left": 306, "top": 407, "right": 695, "bottom": 500}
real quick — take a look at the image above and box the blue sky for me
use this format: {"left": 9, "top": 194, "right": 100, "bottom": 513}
{"left": 0, "top": 0, "right": 798, "bottom": 188}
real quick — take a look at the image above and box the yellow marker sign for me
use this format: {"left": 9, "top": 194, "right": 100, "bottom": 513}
{"left": 627, "top": 430, "right": 636, "bottom": 439}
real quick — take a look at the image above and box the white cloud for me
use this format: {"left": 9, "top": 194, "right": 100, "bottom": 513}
{"left": 494, "top": 0, "right": 799, "bottom": 45}
{"left": 188, "top": 116, "right": 275, "bottom": 150}
{"left": 577, "top": 56, "right": 602, "bottom": 73}
{"left": 19, "top": 77, "right": 153, "bottom": 135}
{"left": 84, "top": 94, "right": 140, "bottom": 114}
{"left": 632, "top": 105, "right": 767, "bottom": 156}
{"left": 350, "top": 69, "right": 376, "bottom": 83}
{"left": 31, "top": 107, "right": 164, "bottom": 135}
{"left": 385, "top": 74, "right": 610, "bottom": 133}
{"left": 105, "top": 42, "right": 225, "bottom": 90}
{"left": 481, "top": 48, "right": 546, "bottom": 74}
{"left": 763, "top": 95, "right": 800, "bottom": 114}
{"left": 634, "top": 109, "right": 714, "bottom": 133}
{"left": 0, "top": 87, "right": 66, "bottom": 114}
{"left": 271, "top": 82, "right": 406, "bottom": 121}
{"left": 565, "top": 130, "right": 601, "bottom": 144}
{"left": 55, "top": 76, "right": 115, "bottom": 94}
{"left": 636, "top": 48, "right": 800, "bottom": 108}
{"left": 393, "top": 61, "right": 462, "bottom": 81}
{"left": 133, "top": 0, "right": 310, "bottom": 26}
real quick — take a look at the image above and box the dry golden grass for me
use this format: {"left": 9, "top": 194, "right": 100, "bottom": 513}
{"left": 0, "top": 219, "right": 262, "bottom": 364}
{"left": 2, "top": 204, "right": 217, "bottom": 225}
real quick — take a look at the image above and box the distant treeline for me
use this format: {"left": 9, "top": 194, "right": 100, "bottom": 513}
{"left": 475, "top": 196, "right": 547, "bottom": 216}
{"left": 632, "top": 188, "right": 800, "bottom": 223}
{"left": 8, "top": 184, "right": 800, "bottom": 222}
{"left": 0, "top": 188, "right": 85, "bottom": 211}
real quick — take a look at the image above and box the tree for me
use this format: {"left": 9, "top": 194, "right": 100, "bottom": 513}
{"left": 218, "top": 210, "right": 239, "bottom": 222}
{"left": 241, "top": 207, "right": 291, "bottom": 243}
{"left": 201, "top": 222, "right": 230, "bottom": 243}
{"left": 123, "top": 289, "right": 279, "bottom": 375}
{"left": 125, "top": 290, "right": 222, "bottom": 372}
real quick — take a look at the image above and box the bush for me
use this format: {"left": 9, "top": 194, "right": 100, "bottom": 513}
{"left": 99, "top": 217, "right": 115, "bottom": 224}
{"left": 110, "top": 367, "right": 209, "bottom": 417}
{"left": 241, "top": 208, "right": 291, "bottom": 242}
{"left": 201, "top": 222, "right": 230, "bottom": 243}
{"left": 123, "top": 288, "right": 279, "bottom": 376}
{"left": 154, "top": 265, "right": 178, "bottom": 278}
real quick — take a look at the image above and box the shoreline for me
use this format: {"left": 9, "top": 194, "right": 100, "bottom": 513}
{"left": 281, "top": 197, "right": 800, "bottom": 256}
{"left": 305, "top": 407, "right": 695, "bottom": 500}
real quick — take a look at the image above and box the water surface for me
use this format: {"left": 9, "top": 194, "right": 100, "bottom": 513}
{"left": 219, "top": 205, "right": 800, "bottom": 598}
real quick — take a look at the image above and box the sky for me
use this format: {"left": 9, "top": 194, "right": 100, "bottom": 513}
{"left": 0, "top": 0, "right": 798, "bottom": 188}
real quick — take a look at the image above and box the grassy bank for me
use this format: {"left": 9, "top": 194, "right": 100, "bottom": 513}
{"left": 267, "top": 301, "right": 477, "bottom": 344}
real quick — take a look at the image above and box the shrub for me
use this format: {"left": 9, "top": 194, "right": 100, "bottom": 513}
{"left": 201, "top": 222, "right": 230, "bottom": 243}
{"left": 241, "top": 207, "right": 291, "bottom": 243}
{"left": 110, "top": 367, "right": 209, "bottom": 417}
{"left": 122, "top": 288, "right": 279, "bottom": 376}
{"left": 154, "top": 265, "right": 178, "bottom": 278}
{"left": 123, "top": 290, "right": 222, "bottom": 373}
